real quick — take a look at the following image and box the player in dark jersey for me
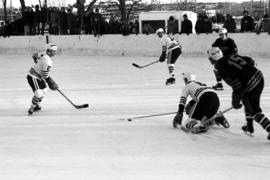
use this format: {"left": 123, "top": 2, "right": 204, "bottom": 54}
{"left": 211, "top": 28, "right": 238, "bottom": 90}
{"left": 207, "top": 47, "right": 270, "bottom": 140}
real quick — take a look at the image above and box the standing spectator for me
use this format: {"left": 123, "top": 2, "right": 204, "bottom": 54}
{"left": 203, "top": 15, "right": 212, "bottom": 34}
{"left": 195, "top": 14, "right": 204, "bottom": 34}
{"left": 133, "top": 20, "right": 139, "bottom": 35}
{"left": 84, "top": 8, "right": 94, "bottom": 34}
{"left": 255, "top": 14, "right": 270, "bottom": 34}
{"left": 223, "top": 14, "right": 236, "bottom": 33}
{"left": 167, "top": 16, "right": 178, "bottom": 34}
{"left": 93, "top": 8, "right": 102, "bottom": 37}
{"left": 67, "top": 8, "right": 75, "bottom": 34}
{"left": 40, "top": 5, "right": 48, "bottom": 35}
{"left": 33, "top": 5, "right": 41, "bottom": 35}
{"left": 180, "top": 14, "right": 192, "bottom": 35}
{"left": 142, "top": 23, "right": 154, "bottom": 35}
{"left": 241, "top": 10, "right": 254, "bottom": 32}
{"left": 109, "top": 16, "right": 120, "bottom": 34}
{"left": 59, "top": 7, "right": 67, "bottom": 35}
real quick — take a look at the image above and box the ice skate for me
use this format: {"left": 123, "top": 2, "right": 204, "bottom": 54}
{"left": 214, "top": 114, "right": 230, "bottom": 128}
{"left": 28, "top": 105, "right": 41, "bottom": 115}
{"left": 33, "top": 105, "right": 42, "bottom": 112}
{"left": 28, "top": 106, "right": 35, "bottom": 115}
{"left": 242, "top": 121, "right": 254, "bottom": 137}
{"left": 212, "top": 83, "right": 224, "bottom": 90}
{"left": 165, "top": 77, "right": 175, "bottom": 86}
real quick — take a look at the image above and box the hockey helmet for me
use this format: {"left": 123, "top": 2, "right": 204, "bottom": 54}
{"left": 155, "top": 28, "right": 164, "bottom": 34}
{"left": 47, "top": 43, "right": 58, "bottom": 51}
{"left": 207, "top": 47, "right": 223, "bottom": 63}
{"left": 218, "top": 28, "right": 228, "bottom": 40}
{"left": 46, "top": 43, "right": 57, "bottom": 57}
{"left": 182, "top": 72, "right": 195, "bottom": 84}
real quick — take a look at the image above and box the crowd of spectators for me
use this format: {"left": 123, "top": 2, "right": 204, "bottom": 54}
{"left": 1, "top": 7, "right": 270, "bottom": 37}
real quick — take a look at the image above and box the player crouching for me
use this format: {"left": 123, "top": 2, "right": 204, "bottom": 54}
{"left": 173, "top": 72, "right": 230, "bottom": 133}
{"left": 26, "top": 44, "right": 59, "bottom": 115}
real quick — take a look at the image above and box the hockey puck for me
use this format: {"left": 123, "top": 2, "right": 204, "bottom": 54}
{"left": 128, "top": 118, "right": 132, "bottom": 121}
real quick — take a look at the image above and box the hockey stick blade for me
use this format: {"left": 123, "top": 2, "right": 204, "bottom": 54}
{"left": 75, "top": 104, "right": 89, "bottom": 109}
{"left": 132, "top": 63, "right": 142, "bottom": 68}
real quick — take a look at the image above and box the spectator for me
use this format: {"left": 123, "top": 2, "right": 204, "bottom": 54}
{"left": 203, "top": 15, "right": 212, "bottom": 33}
{"left": 93, "top": 8, "right": 102, "bottom": 37}
{"left": 33, "top": 5, "right": 41, "bottom": 35}
{"left": 67, "top": 8, "right": 75, "bottom": 34}
{"left": 241, "top": 10, "right": 254, "bottom": 32}
{"left": 223, "top": 14, "right": 236, "bottom": 33}
{"left": 133, "top": 20, "right": 139, "bottom": 35}
{"left": 180, "top": 14, "right": 192, "bottom": 35}
{"left": 109, "top": 16, "right": 120, "bottom": 34}
{"left": 255, "top": 14, "right": 270, "bottom": 34}
{"left": 142, "top": 23, "right": 154, "bottom": 35}
{"left": 40, "top": 5, "right": 48, "bottom": 35}
{"left": 59, "top": 7, "right": 67, "bottom": 35}
{"left": 84, "top": 8, "right": 94, "bottom": 34}
{"left": 195, "top": 14, "right": 204, "bottom": 34}
{"left": 167, "top": 16, "right": 178, "bottom": 34}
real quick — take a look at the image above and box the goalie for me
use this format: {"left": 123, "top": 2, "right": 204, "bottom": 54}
{"left": 26, "top": 43, "right": 59, "bottom": 115}
{"left": 173, "top": 72, "right": 230, "bottom": 133}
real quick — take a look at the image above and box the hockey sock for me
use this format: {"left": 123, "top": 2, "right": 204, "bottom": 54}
{"left": 254, "top": 113, "right": 270, "bottom": 132}
{"left": 31, "top": 96, "right": 43, "bottom": 107}
{"left": 168, "top": 64, "right": 175, "bottom": 77}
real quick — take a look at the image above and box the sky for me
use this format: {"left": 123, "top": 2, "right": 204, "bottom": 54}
{"left": 1, "top": 0, "right": 261, "bottom": 8}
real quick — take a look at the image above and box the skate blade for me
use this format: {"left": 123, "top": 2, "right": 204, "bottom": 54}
{"left": 180, "top": 126, "right": 190, "bottom": 133}
{"left": 243, "top": 131, "right": 254, "bottom": 137}
{"left": 166, "top": 82, "right": 176, "bottom": 86}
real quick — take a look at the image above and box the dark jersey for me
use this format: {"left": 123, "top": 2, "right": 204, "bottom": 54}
{"left": 214, "top": 54, "right": 262, "bottom": 94}
{"left": 212, "top": 38, "right": 238, "bottom": 57}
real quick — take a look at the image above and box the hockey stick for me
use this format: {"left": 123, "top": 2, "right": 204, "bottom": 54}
{"left": 132, "top": 60, "right": 160, "bottom": 69}
{"left": 120, "top": 112, "right": 177, "bottom": 121}
{"left": 201, "top": 106, "right": 233, "bottom": 126}
{"left": 57, "top": 89, "right": 89, "bottom": 109}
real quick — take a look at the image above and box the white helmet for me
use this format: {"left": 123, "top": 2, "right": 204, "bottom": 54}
{"left": 219, "top": 28, "right": 228, "bottom": 39}
{"left": 155, "top": 28, "right": 164, "bottom": 34}
{"left": 47, "top": 43, "right": 58, "bottom": 51}
{"left": 182, "top": 72, "right": 196, "bottom": 84}
{"left": 207, "top": 47, "right": 223, "bottom": 62}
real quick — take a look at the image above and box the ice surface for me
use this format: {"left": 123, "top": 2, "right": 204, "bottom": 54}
{"left": 0, "top": 55, "right": 270, "bottom": 180}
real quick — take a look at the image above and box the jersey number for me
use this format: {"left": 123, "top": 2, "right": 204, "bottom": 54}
{"left": 227, "top": 55, "right": 247, "bottom": 69}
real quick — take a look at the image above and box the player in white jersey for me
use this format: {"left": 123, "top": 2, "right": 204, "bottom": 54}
{"left": 156, "top": 28, "right": 182, "bottom": 85}
{"left": 173, "top": 72, "right": 229, "bottom": 133}
{"left": 26, "top": 43, "right": 59, "bottom": 115}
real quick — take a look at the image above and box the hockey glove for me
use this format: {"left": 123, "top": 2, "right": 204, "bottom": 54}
{"left": 46, "top": 77, "right": 59, "bottom": 90}
{"left": 173, "top": 113, "right": 183, "bottom": 128}
{"left": 185, "top": 100, "right": 196, "bottom": 115}
{"left": 32, "top": 52, "right": 38, "bottom": 63}
{"left": 232, "top": 92, "right": 242, "bottom": 109}
{"left": 159, "top": 51, "right": 166, "bottom": 62}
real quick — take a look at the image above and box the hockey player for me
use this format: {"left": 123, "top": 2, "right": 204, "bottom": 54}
{"left": 173, "top": 72, "right": 229, "bottom": 133}
{"left": 211, "top": 28, "right": 238, "bottom": 90}
{"left": 26, "top": 43, "right": 59, "bottom": 115}
{"left": 156, "top": 28, "right": 182, "bottom": 85}
{"left": 207, "top": 47, "right": 270, "bottom": 140}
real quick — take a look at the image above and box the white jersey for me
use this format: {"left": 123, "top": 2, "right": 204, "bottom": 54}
{"left": 29, "top": 52, "right": 52, "bottom": 80}
{"left": 160, "top": 34, "right": 181, "bottom": 52}
{"left": 179, "top": 81, "right": 215, "bottom": 107}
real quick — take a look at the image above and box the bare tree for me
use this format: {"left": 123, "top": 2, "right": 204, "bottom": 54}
{"left": 1, "top": 0, "right": 7, "bottom": 22}
{"left": 19, "top": 0, "right": 26, "bottom": 11}
{"left": 106, "top": 0, "right": 142, "bottom": 22}
{"left": 87, "top": 0, "right": 98, "bottom": 11}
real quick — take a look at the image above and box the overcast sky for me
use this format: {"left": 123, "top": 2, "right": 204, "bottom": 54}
{"left": 2, "top": 0, "right": 259, "bottom": 8}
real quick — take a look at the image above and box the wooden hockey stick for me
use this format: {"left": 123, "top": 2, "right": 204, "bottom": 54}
{"left": 57, "top": 89, "right": 89, "bottom": 109}
{"left": 132, "top": 60, "right": 160, "bottom": 69}
{"left": 119, "top": 111, "right": 177, "bottom": 121}
{"left": 201, "top": 107, "right": 233, "bottom": 126}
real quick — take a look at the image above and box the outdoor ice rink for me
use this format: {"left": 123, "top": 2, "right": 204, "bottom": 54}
{"left": 0, "top": 55, "right": 270, "bottom": 180}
